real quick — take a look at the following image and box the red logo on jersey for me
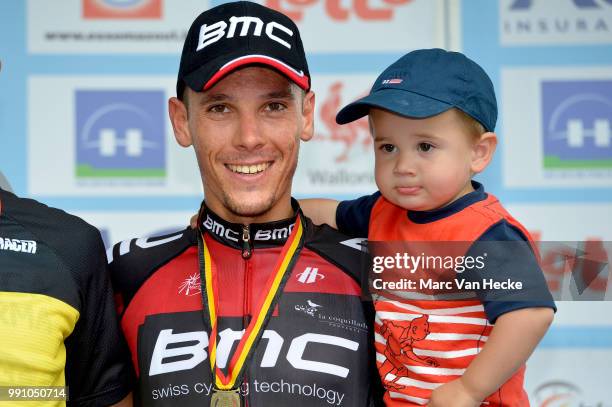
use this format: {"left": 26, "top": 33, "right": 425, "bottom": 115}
{"left": 83, "top": 0, "right": 163, "bottom": 19}
{"left": 379, "top": 315, "right": 438, "bottom": 391}
{"left": 315, "top": 81, "right": 371, "bottom": 162}
{"left": 265, "top": 0, "right": 413, "bottom": 21}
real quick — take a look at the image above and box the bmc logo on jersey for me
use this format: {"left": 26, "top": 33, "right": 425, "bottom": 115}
{"left": 149, "top": 328, "right": 358, "bottom": 378}
{"left": 83, "top": 0, "right": 163, "bottom": 19}
{"left": 197, "top": 16, "right": 294, "bottom": 51}
{"left": 297, "top": 267, "right": 325, "bottom": 284}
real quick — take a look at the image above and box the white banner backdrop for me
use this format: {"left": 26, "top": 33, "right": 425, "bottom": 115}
{"left": 499, "top": 0, "right": 612, "bottom": 46}
{"left": 295, "top": 73, "right": 377, "bottom": 196}
{"left": 28, "top": 0, "right": 207, "bottom": 54}
{"left": 28, "top": 75, "right": 201, "bottom": 196}
{"left": 501, "top": 67, "right": 612, "bottom": 188}
{"left": 28, "top": 0, "right": 449, "bottom": 54}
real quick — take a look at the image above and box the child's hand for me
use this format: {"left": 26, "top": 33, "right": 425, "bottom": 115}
{"left": 427, "top": 378, "right": 481, "bottom": 407}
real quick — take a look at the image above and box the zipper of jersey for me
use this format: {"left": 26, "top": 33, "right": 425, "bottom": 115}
{"left": 241, "top": 224, "right": 252, "bottom": 259}
{"left": 242, "top": 223, "right": 252, "bottom": 406}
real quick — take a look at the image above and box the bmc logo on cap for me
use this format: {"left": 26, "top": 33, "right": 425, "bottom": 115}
{"left": 197, "top": 16, "right": 294, "bottom": 51}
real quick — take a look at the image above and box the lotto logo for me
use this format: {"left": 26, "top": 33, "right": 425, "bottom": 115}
{"left": 83, "top": 0, "right": 163, "bottom": 19}
{"left": 265, "top": 0, "right": 413, "bottom": 21}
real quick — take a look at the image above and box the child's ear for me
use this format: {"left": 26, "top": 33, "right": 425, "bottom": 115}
{"left": 471, "top": 132, "right": 497, "bottom": 174}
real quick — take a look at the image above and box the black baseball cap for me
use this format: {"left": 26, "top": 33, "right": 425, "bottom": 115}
{"left": 177, "top": 1, "right": 310, "bottom": 99}
{"left": 336, "top": 48, "right": 497, "bottom": 132}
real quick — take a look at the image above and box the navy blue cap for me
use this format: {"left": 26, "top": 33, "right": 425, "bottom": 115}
{"left": 336, "top": 48, "right": 497, "bottom": 132}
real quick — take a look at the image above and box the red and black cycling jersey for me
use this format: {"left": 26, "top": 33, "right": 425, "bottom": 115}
{"left": 109, "top": 200, "right": 382, "bottom": 406}
{"left": 0, "top": 187, "right": 133, "bottom": 406}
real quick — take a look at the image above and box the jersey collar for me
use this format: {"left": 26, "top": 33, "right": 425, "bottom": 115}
{"left": 198, "top": 198, "right": 301, "bottom": 249}
{"left": 407, "top": 181, "right": 487, "bottom": 224}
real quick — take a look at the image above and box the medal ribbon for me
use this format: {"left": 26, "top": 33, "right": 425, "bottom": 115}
{"left": 198, "top": 215, "right": 304, "bottom": 390}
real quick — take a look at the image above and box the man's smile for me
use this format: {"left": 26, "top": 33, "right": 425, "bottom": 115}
{"left": 225, "top": 162, "right": 273, "bottom": 175}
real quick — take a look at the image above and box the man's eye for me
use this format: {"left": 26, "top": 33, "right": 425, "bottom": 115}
{"left": 418, "top": 142, "right": 434, "bottom": 152}
{"left": 380, "top": 144, "right": 396, "bottom": 153}
{"left": 266, "top": 102, "right": 286, "bottom": 112}
{"left": 208, "top": 104, "right": 228, "bottom": 113}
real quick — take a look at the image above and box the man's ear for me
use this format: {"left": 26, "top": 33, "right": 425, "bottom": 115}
{"left": 168, "top": 96, "right": 192, "bottom": 147}
{"left": 471, "top": 132, "right": 497, "bottom": 174}
{"left": 300, "top": 91, "right": 315, "bottom": 142}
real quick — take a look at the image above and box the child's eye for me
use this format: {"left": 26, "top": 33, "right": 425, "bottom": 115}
{"left": 380, "top": 144, "right": 397, "bottom": 153}
{"left": 417, "top": 142, "right": 434, "bottom": 152}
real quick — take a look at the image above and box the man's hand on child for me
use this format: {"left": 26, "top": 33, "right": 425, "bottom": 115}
{"left": 427, "top": 378, "right": 482, "bottom": 407}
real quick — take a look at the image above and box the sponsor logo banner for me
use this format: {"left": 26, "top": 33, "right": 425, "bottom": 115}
{"left": 83, "top": 0, "right": 163, "bottom": 19}
{"left": 28, "top": 0, "right": 448, "bottom": 53}
{"left": 500, "top": 0, "right": 612, "bottom": 45}
{"left": 264, "top": 0, "right": 447, "bottom": 52}
{"left": 502, "top": 67, "right": 612, "bottom": 187}
{"left": 75, "top": 90, "right": 166, "bottom": 179}
{"left": 542, "top": 80, "right": 612, "bottom": 171}
{"left": 294, "top": 74, "right": 377, "bottom": 195}
{"left": 28, "top": 76, "right": 201, "bottom": 196}
{"left": 27, "top": 0, "right": 207, "bottom": 53}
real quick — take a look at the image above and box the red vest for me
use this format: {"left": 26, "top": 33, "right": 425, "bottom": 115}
{"left": 369, "top": 194, "right": 533, "bottom": 406}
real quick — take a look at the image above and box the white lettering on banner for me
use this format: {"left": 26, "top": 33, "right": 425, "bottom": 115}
{"left": 148, "top": 329, "right": 357, "bottom": 377}
{"left": 0, "top": 237, "right": 37, "bottom": 254}
{"left": 196, "top": 16, "right": 293, "bottom": 51}
{"left": 286, "top": 333, "right": 359, "bottom": 378}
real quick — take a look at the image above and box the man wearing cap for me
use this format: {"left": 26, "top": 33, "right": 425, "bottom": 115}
{"left": 108, "top": 2, "right": 380, "bottom": 406}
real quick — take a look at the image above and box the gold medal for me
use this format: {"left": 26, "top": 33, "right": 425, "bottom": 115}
{"left": 210, "top": 388, "right": 241, "bottom": 407}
